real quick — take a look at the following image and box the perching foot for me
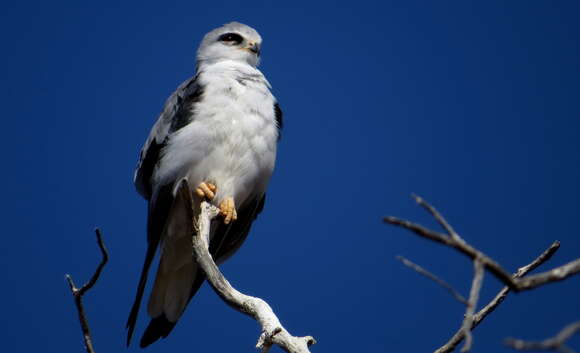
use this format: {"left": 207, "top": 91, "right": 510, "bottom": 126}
{"left": 195, "top": 182, "right": 216, "bottom": 200}
{"left": 219, "top": 197, "right": 238, "bottom": 224}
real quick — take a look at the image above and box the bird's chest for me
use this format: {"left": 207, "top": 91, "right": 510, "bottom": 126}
{"left": 162, "top": 73, "right": 277, "bottom": 203}
{"left": 195, "top": 76, "right": 276, "bottom": 155}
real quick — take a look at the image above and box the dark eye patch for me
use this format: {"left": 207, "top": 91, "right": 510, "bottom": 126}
{"left": 218, "top": 32, "right": 243, "bottom": 44}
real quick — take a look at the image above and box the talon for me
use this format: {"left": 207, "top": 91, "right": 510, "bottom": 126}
{"left": 196, "top": 182, "right": 216, "bottom": 200}
{"left": 219, "top": 197, "right": 237, "bottom": 224}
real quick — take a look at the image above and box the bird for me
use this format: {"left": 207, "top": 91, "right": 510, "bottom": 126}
{"left": 126, "top": 22, "right": 282, "bottom": 348}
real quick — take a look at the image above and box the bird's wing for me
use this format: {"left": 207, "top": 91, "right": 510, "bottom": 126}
{"left": 126, "top": 75, "right": 203, "bottom": 346}
{"left": 134, "top": 75, "right": 203, "bottom": 200}
{"left": 274, "top": 102, "right": 283, "bottom": 140}
{"left": 212, "top": 194, "right": 266, "bottom": 263}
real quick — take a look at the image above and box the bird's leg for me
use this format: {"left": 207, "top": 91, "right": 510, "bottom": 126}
{"left": 195, "top": 182, "right": 216, "bottom": 200}
{"left": 219, "top": 197, "right": 238, "bottom": 224}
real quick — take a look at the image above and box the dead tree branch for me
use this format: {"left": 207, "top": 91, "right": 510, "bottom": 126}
{"left": 515, "top": 259, "right": 580, "bottom": 290}
{"left": 384, "top": 201, "right": 579, "bottom": 293}
{"left": 412, "top": 194, "right": 462, "bottom": 242}
{"left": 504, "top": 321, "right": 580, "bottom": 353}
{"left": 383, "top": 215, "right": 517, "bottom": 290}
{"left": 396, "top": 255, "right": 467, "bottom": 304}
{"left": 384, "top": 195, "right": 579, "bottom": 352}
{"left": 177, "top": 180, "right": 316, "bottom": 353}
{"left": 435, "top": 241, "right": 560, "bottom": 353}
{"left": 460, "top": 259, "right": 484, "bottom": 352}
{"left": 65, "top": 228, "right": 109, "bottom": 353}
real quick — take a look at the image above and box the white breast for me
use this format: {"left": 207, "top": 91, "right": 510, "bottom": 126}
{"left": 154, "top": 60, "right": 279, "bottom": 207}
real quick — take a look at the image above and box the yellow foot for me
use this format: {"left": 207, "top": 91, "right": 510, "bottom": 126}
{"left": 219, "top": 197, "right": 238, "bottom": 224}
{"left": 195, "top": 182, "right": 216, "bottom": 200}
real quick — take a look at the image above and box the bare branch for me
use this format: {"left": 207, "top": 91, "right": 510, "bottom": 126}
{"left": 504, "top": 321, "right": 580, "bottom": 353}
{"left": 435, "top": 241, "right": 561, "bottom": 353}
{"left": 396, "top": 255, "right": 467, "bottom": 305}
{"left": 516, "top": 259, "right": 580, "bottom": 290}
{"left": 460, "top": 259, "right": 484, "bottom": 352}
{"left": 385, "top": 196, "right": 579, "bottom": 352}
{"left": 514, "top": 241, "right": 561, "bottom": 276}
{"left": 177, "top": 180, "right": 316, "bottom": 353}
{"left": 385, "top": 196, "right": 579, "bottom": 293}
{"left": 412, "top": 194, "right": 461, "bottom": 241}
{"left": 65, "top": 229, "right": 109, "bottom": 353}
{"left": 384, "top": 215, "right": 517, "bottom": 290}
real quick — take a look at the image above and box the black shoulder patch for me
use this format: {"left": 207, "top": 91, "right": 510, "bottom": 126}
{"left": 274, "top": 103, "right": 283, "bottom": 141}
{"left": 170, "top": 83, "right": 203, "bottom": 132}
{"left": 137, "top": 138, "right": 166, "bottom": 199}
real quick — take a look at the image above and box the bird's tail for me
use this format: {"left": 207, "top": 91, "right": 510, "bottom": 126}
{"left": 139, "top": 192, "right": 207, "bottom": 348}
{"left": 139, "top": 258, "right": 206, "bottom": 347}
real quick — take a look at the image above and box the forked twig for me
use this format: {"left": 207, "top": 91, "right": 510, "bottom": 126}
{"left": 460, "top": 259, "right": 484, "bottom": 352}
{"left": 65, "top": 229, "right": 109, "bottom": 353}
{"left": 385, "top": 200, "right": 579, "bottom": 293}
{"left": 435, "top": 241, "right": 560, "bottom": 353}
{"left": 412, "top": 194, "right": 461, "bottom": 241}
{"left": 385, "top": 195, "right": 579, "bottom": 352}
{"left": 505, "top": 321, "right": 580, "bottom": 353}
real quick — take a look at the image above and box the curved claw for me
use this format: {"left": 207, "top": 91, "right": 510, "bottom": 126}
{"left": 195, "top": 182, "right": 216, "bottom": 200}
{"left": 219, "top": 197, "right": 238, "bottom": 224}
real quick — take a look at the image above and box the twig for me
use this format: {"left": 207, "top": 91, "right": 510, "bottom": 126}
{"left": 396, "top": 256, "right": 467, "bottom": 305}
{"left": 412, "top": 194, "right": 462, "bottom": 241}
{"left": 385, "top": 195, "right": 579, "bottom": 353}
{"left": 515, "top": 259, "right": 580, "bottom": 290}
{"left": 514, "top": 242, "right": 561, "bottom": 277}
{"left": 177, "top": 180, "right": 316, "bottom": 353}
{"left": 435, "top": 241, "right": 560, "bottom": 353}
{"left": 65, "top": 229, "right": 109, "bottom": 353}
{"left": 384, "top": 199, "right": 579, "bottom": 292}
{"left": 460, "top": 259, "right": 484, "bottom": 352}
{"left": 504, "top": 321, "right": 580, "bottom": 353}
{"left": 384, "top": 216, "right": 518, "bottom": 290}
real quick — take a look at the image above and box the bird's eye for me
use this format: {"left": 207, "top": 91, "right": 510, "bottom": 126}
{"left": 218, "top": 33, "right": 244, "bottom": 44}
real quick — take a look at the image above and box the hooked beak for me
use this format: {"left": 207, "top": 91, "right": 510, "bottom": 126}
{"left": 245, "top": 42, "right": 260, "bottom": 56}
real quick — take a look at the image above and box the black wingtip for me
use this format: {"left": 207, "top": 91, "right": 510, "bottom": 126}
{"left": 126, "top": 230, "right": 164, "bottom": 347}
{"left": 139, "top": 315, "right": 176, "bottom": 348}
{"left": 126, "top": 280, "right": 147, "bottom": 347}
{"left": 126, "top": 314, "right": 137, "bottom": 347}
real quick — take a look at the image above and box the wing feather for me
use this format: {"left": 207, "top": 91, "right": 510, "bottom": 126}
{"left": 134, "top": 76, "right": 203, "bottom": 199}
{"left": 274, "top": 102, "right": 283, "bottom": 141}
{"left": 127, "top": 76, "right": 203, "bottom": 346}
{"left": 212, "top": 195, "right": 266, "bottom": 264}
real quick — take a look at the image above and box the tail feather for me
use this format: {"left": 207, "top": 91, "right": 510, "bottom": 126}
{"left": 140, "top": 314, "right": 176, "bottom": 348}
{"left": 127, "top": 184, "right": 174, "bottom": 346}
{"left": 162, "top": 263, "right": 196, "bottom": 322}
{"left": 139, "top": 272, "right": 206, "bottom": 348}
{"left": 131, "top": 185, "right": 266, "bottom": 347}
{"left": 141, "top": 186, "right": 206, "bottom": 346}
{"left": 147, "top": 204, "right": 199, "bottom": 321}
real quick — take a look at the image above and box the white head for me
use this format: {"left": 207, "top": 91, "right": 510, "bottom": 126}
{"left": 196, "top": 22, "right": 262, "bottom": 68}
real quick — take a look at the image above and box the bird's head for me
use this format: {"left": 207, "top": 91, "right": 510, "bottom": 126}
{"left": 197, "top": 22, "right": 262, "bottom": 68}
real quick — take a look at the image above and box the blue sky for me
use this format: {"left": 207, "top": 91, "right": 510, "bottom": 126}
{"left": 1, "top": 1, "right": 579, "bottom": 352}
